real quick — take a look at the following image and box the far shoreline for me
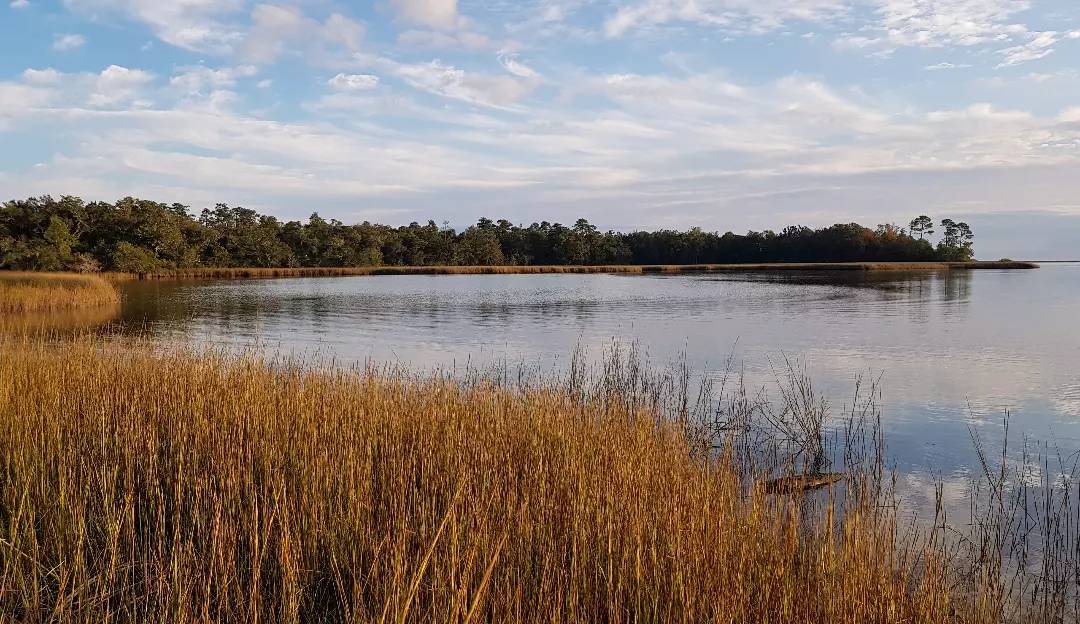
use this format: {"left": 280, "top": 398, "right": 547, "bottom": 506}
{"left": 89, "top": 260, "right": 1041, "bottom": 281}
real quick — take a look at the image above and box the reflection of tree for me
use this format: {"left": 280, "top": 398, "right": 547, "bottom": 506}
{"left": 936, "top": 270, "right": 972, "bottom": 307}
{"left": 118, "top": 270, "right": 980, "bottom": 350}
{"left": 0, "top": 303, "right": 120, "bottom": 336}
{"left": 116, "top": 281, "right": 202, "bottom": 328}
{"left": 708, "top": 269, "right": 979, "bottom": 324}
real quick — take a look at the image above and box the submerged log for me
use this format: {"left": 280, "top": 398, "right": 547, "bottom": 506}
{"left": 759, "top": 472, "right": 846, "bottom": 494}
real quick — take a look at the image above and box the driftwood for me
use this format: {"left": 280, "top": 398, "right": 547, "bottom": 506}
{"left": 759, "top": 472, "right": 846, "bottom": 495}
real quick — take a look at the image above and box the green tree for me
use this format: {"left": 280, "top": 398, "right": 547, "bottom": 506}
{"left": 0, "top": 194, "right": 990, "bottom": 270}
{"left": 939, "top": 219, "right": 958, "bottom": 247}
{"left": 955, "top": 221, "right": 974, "bottom": 261}
{"left": 909, "top": 215, "right": 934, "bottom": 240}
{"left": 456, "top": 226, "right": 505, "bottom": 265}
{"left": 43, "top": 216, "right": 77, "bottom": 268}
{"left": 112, "top": 242, "right": 164, "bottom": 274}
{"left": 935, "top": 219, "right": 974, "bottom": 261}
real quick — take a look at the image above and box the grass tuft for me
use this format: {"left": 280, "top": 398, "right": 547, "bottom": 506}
{"left": 0, "top": 272, "right": 120, "bottom": 313}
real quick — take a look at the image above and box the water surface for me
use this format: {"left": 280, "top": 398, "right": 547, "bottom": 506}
{"left": 118, "top": 265, "right": 1080, "bottom": 501}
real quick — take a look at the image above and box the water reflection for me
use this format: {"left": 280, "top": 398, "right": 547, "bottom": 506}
{"left": 0, "top": 304, "right": 120, "bottom": 336}
{"left": 115, "top": 265, "right": 1080, "bottom": 482}
{"left": 117, "top": 270, "right": 980, "bottom": 333}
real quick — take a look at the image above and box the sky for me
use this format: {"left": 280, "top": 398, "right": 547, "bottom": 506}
{"left": 2, "top": 0, "right": 1080, "bottom": 259}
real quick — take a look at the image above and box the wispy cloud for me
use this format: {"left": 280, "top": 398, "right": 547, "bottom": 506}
{"left": 835, "top": 0, "right": 1034, "bottom": 57}
{"left": 997, "top": 30, "right": 1080, "bottom": 67}
{"left": 62, "top": 0, "right": 245, "bottom": 54}
{"left": 240, "top": 5, "right": 365, "bottom": 64}
{"left": 52, "top": 33, "right": 86, "bottom": 51}
{"left": 327, "top": 73, "right": 379, "bottom": 92}
{"left": 925, "top": 62, "right": 972, "bottom": 70}
{"left": 390, "top": 0, "right": 460, "bottom": 30}
{"left": 603, "top": 0, "right": 849, "bottom": 38}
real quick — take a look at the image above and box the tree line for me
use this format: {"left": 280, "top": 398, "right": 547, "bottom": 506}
{"left": 0, "top": 196, "right": 976, "bottom": 273}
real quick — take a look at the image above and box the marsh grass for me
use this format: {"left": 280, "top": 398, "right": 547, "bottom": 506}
{"left": 0, "top": 338, "right": 1074, "bottom": 622}
{"left": 103, "top": 260, "right": 1038, "bottom": 281}
{"left": 0, "top": 272, "right": 120, "bottom": 313}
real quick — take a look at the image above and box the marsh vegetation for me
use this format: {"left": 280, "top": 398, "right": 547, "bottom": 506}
{"left": 0, "top": 339, "right": 1075, "bottom": 623}
{"left": 0, "top": 272, "right": 119, "bottom": 314}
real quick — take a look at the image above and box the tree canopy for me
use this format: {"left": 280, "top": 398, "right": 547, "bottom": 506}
{"left": 0, "top": 196, "right": 976, "bottom": 273}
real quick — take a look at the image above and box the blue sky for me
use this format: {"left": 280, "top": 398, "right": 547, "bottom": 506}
{"left": 2, "top": 0, "right": 1080, "bottom": 258}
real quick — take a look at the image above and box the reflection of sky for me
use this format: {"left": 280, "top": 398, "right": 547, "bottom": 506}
{"left": 119, "top": 265, "right": 1080, "bottom": 500}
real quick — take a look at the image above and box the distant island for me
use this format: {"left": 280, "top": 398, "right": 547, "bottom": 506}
{"left": 2, "top": 195, "right": 984, "bottom": 274}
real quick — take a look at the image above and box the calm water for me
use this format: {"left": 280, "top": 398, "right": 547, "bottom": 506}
{"left": 117, "top": 265, "right": 1080, "bottom": 502}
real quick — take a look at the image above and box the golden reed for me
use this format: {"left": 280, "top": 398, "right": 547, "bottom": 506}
{"left": 0, "top": 272, "right": 120, "bottom": 313}
{"left": 0, "top": 339, "right": 1039, "bottom": 623}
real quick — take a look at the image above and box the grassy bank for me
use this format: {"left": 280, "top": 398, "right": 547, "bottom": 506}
{"left": 0, "top": 340, "right": 1068, "bottom": 622}
{"left": 0, "top": 272, "right": 120, "bottom": 313}
{"left": 105, "top": 260, "right": 1039, "bottom": 281}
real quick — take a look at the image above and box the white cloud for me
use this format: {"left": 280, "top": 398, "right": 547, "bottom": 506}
{"left": 10, "top": 0, "right": 30, "bottom": 8}
{"left": 0, "top": 66, "right": 148, "bottom": 132}
{"left": 834, "top": 0, "right": 1065, "bottom": 65}
{"left": 0, "top": 100, "right": 539, "bottom": 206}
{"left": 925, "top": 62, "right": 972, "bottom": 70}
{"left": 90, "top": 65, "right": 154, "bottom": 106}
{"left": 324, "top": 13, "right": 365, "bottom": 50}
{"left": 384, "top": 59, "right": 538, "bottom": 108}
{"left": 241, "top": 4, "right": 365, "bottom": 64}
{"left": 874, "top": 0, "right": 1030, "bottom": 47}
{"left": 391, "top": 0, "right": 459, "bottom": 30}
{"left": 603, "top": 0, "right": 849, "bottom": 38}
{"left": 63, "top": 0, "right": 245, "bottom": 54}
{"left": 170, "top": 65, "right": 258, "bottom": 95}
{"left": 1058, "top": 108, "right": 1080, "bottom": 125}
{"left": 499, "top": 54, "right": 539, "bottom": 79}
{"left": 397, "top": 28, "right": 493, "bottom": 50}
{"left": 52, "top": 33, "right": 86, "bottom": 51}
{"left": 328, "top": 73, "right": 380, "bottom": 92}
{"left": 0, "top": 83, "right": 55, "bottom": 119}
{"left": 996, "top": 30, "right": 1080, "bottom": 67}
{"left": 8, "top": 65, "right": 154, "bottom": 110}
{"left": 22, "top": 68, "right": 64, "bottom": 85}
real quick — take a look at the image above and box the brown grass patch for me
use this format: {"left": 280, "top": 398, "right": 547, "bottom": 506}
{"left": 0, "top": 272, "right": 120, "bottom": 313}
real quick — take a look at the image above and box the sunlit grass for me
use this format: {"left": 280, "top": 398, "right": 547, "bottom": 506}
{"left": 0, "top": 272, "right": 120, "bottom": 313}
{"left": 4, "top": 338, "right": 1066, "bottom": 623}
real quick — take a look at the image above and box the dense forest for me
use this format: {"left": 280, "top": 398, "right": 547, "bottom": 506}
{"left": 0, "top": 196, "right": 976, "bottom": 273}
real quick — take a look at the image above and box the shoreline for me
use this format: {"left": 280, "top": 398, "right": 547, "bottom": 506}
{"left": 96, "top": 260, "right": 1039, "bottom": 281}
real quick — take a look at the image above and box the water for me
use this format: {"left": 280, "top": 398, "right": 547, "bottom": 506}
{"left": 116, "top": 265, "right": 1080, "bottom": 499}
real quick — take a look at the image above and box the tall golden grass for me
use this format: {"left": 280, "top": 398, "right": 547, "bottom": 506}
{"left": 0, "top": 272, "right": 120, "bottom": 313}
{"left": 104, "top": 260, "right": 1038, "bottom": 281}
{"left": 2, "top": 339, "right": 1069, "bottom": 623}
